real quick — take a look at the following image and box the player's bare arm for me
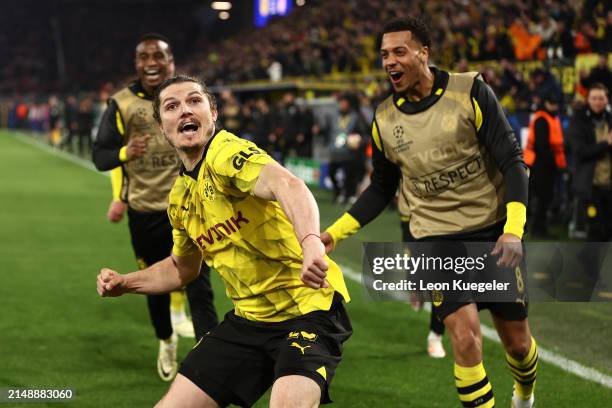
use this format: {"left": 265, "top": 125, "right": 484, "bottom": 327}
{"left": 253, "top": 161, "right": 329, "bottom": 289}
{"left": 97, "top": 251, "right": 202, "bottom": 297}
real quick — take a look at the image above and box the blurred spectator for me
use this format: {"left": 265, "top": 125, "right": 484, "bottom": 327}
{"left": 28, "top": 100, "right": 48, "bottom": 132}
{"left": 60, "top": 95, "right": 79, "bottom": 151}
{"left": 76, "top": 95, "right": 94, "bottom": 156}
{"left": 15, "top": 97, "right": 29, "bottom": 129}
{"left": 275, "top": 92, "right": 311, "bottom": 161}
{"left": 567, "top": 83, "right": 612, "bottom": 241}
{"left": 48, "top": 95, "right": 62, "bottom": 146}
{"left": 508, "top": 15, "right": 542, "bottom": 60}
{"left": 218, "top": 90, "right": 243, "bottom": 136}
{"left": 525, "top": 94, "right": 567, "bottom": 237}
{"left": 606, "top": 10, "right": 612, "bottom": 53}
{"left": 250, "top": 98, "right": 276, "bottom": 154}
{"left": 479, "top": 24, "right": 514, "bottom": 61}
{"left": 546, "top": 20, "right": 576, "bottom": 60}
{"left": 581, "top": 54, "right": 612, "bottom": 97}
{"left": 529, "top": 68, "right": 563, "bottom": 110}
{"left": 293, "top": 102, "right": 315, "bottom": 158}
{"left": 534, "top": 13, "right": 558, "bottom": 49}
{"left": 91, "top": 86, "right": 112, "bottom": 144}
{"left": 574, "top": 21, "right": 597, "bottom": 55}
{"left": 328, "top": 93, "right": 369, "bottom": 204}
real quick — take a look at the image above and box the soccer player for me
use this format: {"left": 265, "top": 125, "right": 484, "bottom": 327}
{"left": 322, "top": 18, "right": 537, "bottom": 408}
{"left": 97, "top": 75, "right": 352, "bottom": 408}
{"left": 92, "top": 34, "right": 218, "bottom": 382}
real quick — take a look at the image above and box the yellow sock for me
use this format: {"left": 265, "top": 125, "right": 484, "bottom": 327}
{"left": 455, "top": 362, "right": 495, "bottom": 407}
{"left": 506, "top": 336, "right": 538, "bottom": 399}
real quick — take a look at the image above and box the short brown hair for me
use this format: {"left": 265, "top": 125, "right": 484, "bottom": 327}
{"left": 152, "top": 75, "right": 217, "bottom": 123}
{"left": 588, "top": 82, "right": 609, "bottom": 96}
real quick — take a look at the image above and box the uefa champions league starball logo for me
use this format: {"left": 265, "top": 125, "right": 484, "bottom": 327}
{"left": 393, "top": 125, "right": 404, "bottom": 141}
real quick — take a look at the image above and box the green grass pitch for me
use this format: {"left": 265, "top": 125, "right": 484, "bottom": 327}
{"left": 1, "top": 130, "right": 610, "bottom": 407}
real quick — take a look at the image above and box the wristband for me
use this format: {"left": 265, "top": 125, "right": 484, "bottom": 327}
{"left": 300, "top": 233, "right": 320, "bottom": 247}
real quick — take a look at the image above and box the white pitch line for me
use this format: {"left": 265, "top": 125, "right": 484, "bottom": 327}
{"left": 9, "top": 132, "right": 612, "bottom": 389}
{"left": 11, "top": 132, "right": 103, "bottom": 174}
{"left": 340, "top": 264, "right": 612, "bottom": 389}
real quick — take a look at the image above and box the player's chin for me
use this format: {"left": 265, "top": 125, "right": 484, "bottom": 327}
{"left": 178, "top": 139, "right": 205, "bottom": 152}
{"left": 391, "top": 82, "right": 408, "bottom": 93}
{"left": 143, "top": 77, "right": 163, "bottom": 89}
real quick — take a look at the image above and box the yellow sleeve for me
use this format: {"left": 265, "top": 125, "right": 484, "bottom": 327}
{"left": 167, "top": 204, "right": 199, "bottom": 256}
{"left": 110, "top": 166, "right": 124, "bottom": 201}
{"left": 119, "top": 146, "right": 128, "bottom": 162}
{"left": 171, "top": 227, "right": 199, "bottom": 256}
{"left": 326, "top": 213, "right": 362, "bottom": 245}
{"left": 503, "top": 202, "right": 527, "bottom": 239}
{"left": 209, "top": 137, "right": 274, "bottom": 195}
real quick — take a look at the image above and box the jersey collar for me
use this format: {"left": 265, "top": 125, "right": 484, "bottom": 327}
{"left": 180, "top": 128, "right": 222, "bottom": 180}
{"left": 129, "top": 81, "right": 154, "bottom": 100}
{"left": 393, "top": 67, "right": 449, "bottom": 114}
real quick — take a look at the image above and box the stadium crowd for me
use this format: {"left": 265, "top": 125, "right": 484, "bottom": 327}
{"left": 1, "top": 0, "right": 610, "bottom": 94}
{"left": 191, "top": 0, "right": 611, "bottom": 85}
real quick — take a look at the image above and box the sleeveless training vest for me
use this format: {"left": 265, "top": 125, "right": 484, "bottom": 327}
{"left": 375, "top": 72, "right": 505, "bottom": 238}
{"left": 113, "top": 88, "right": 180, "bottom": 212}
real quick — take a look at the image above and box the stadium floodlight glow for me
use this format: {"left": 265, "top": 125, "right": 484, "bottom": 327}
{"left": 219, "top": 11, "right": 230, "bottom": 20}
{"left": 296, "top": 0, "right": 306, "bottom": 6}
{"left": 211, "top": 1, "right": 232, "bottom": 11}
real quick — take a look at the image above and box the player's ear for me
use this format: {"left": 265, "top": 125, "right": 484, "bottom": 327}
{"left": 211, "top": 107, "right": 218, "bottom": 123}
{"left": 420, "top": 46, "right": 429, "bottom": 63}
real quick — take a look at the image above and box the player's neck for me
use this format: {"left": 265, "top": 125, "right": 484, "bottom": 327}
{"left": 404, "top": 67, "right": 434, "bottom": 102}
{"left": 178, "top": 127, "right": 215, "bottom": 171}
{"left": 179, "top": 147, "right": 205, "bottom": 172}
{"left": 140, "top": 82, "right": 155, "bottom": 97}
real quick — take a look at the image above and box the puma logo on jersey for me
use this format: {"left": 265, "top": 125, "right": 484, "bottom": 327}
{"left": 196, "top": 211, "right": 250, "bottom": 249}
{"left": 291, "top": 342, "right": 311, "bottom": 355}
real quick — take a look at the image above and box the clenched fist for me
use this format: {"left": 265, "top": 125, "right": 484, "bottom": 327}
{"left": 107, "top": 200, "right": 127, "bottom": 223}
{"left": 97, "top": 268, "right": 128, "bottom": 297}
{"left": 300, "top": 235, "right": 330, "bottom": 289}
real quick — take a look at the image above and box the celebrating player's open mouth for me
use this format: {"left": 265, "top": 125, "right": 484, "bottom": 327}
{"left": 177, "top": 118, "right": 201, "bottom": 139}
{"left": 144, "top": 68, "right": 161, "bottom": 83}
{"left": 388, "top": 70, "right": 405, "bottom": 86}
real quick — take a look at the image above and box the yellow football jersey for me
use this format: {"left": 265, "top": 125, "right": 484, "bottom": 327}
{"left": 168, "top": 130, "right": 350, "bottom": 322}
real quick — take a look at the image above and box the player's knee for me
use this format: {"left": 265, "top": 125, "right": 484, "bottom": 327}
{"left": 450, "top": 328, "right": 482, "bottom": 357}
{"left": 271, "top": 396, "right": 319, "bottom": 408}
{"left": 271, "top": 391, "right": 319, "bottom": 408}
{"left": 271, "top": 376, "right": 320, "bottom": 408}
{"left": 505, "top": 336, "right": 532, "bottom": 360}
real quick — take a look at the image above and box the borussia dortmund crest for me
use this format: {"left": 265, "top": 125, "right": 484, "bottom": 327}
{"left": 201, "top": 179, "right": 215, "bottom": 202}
